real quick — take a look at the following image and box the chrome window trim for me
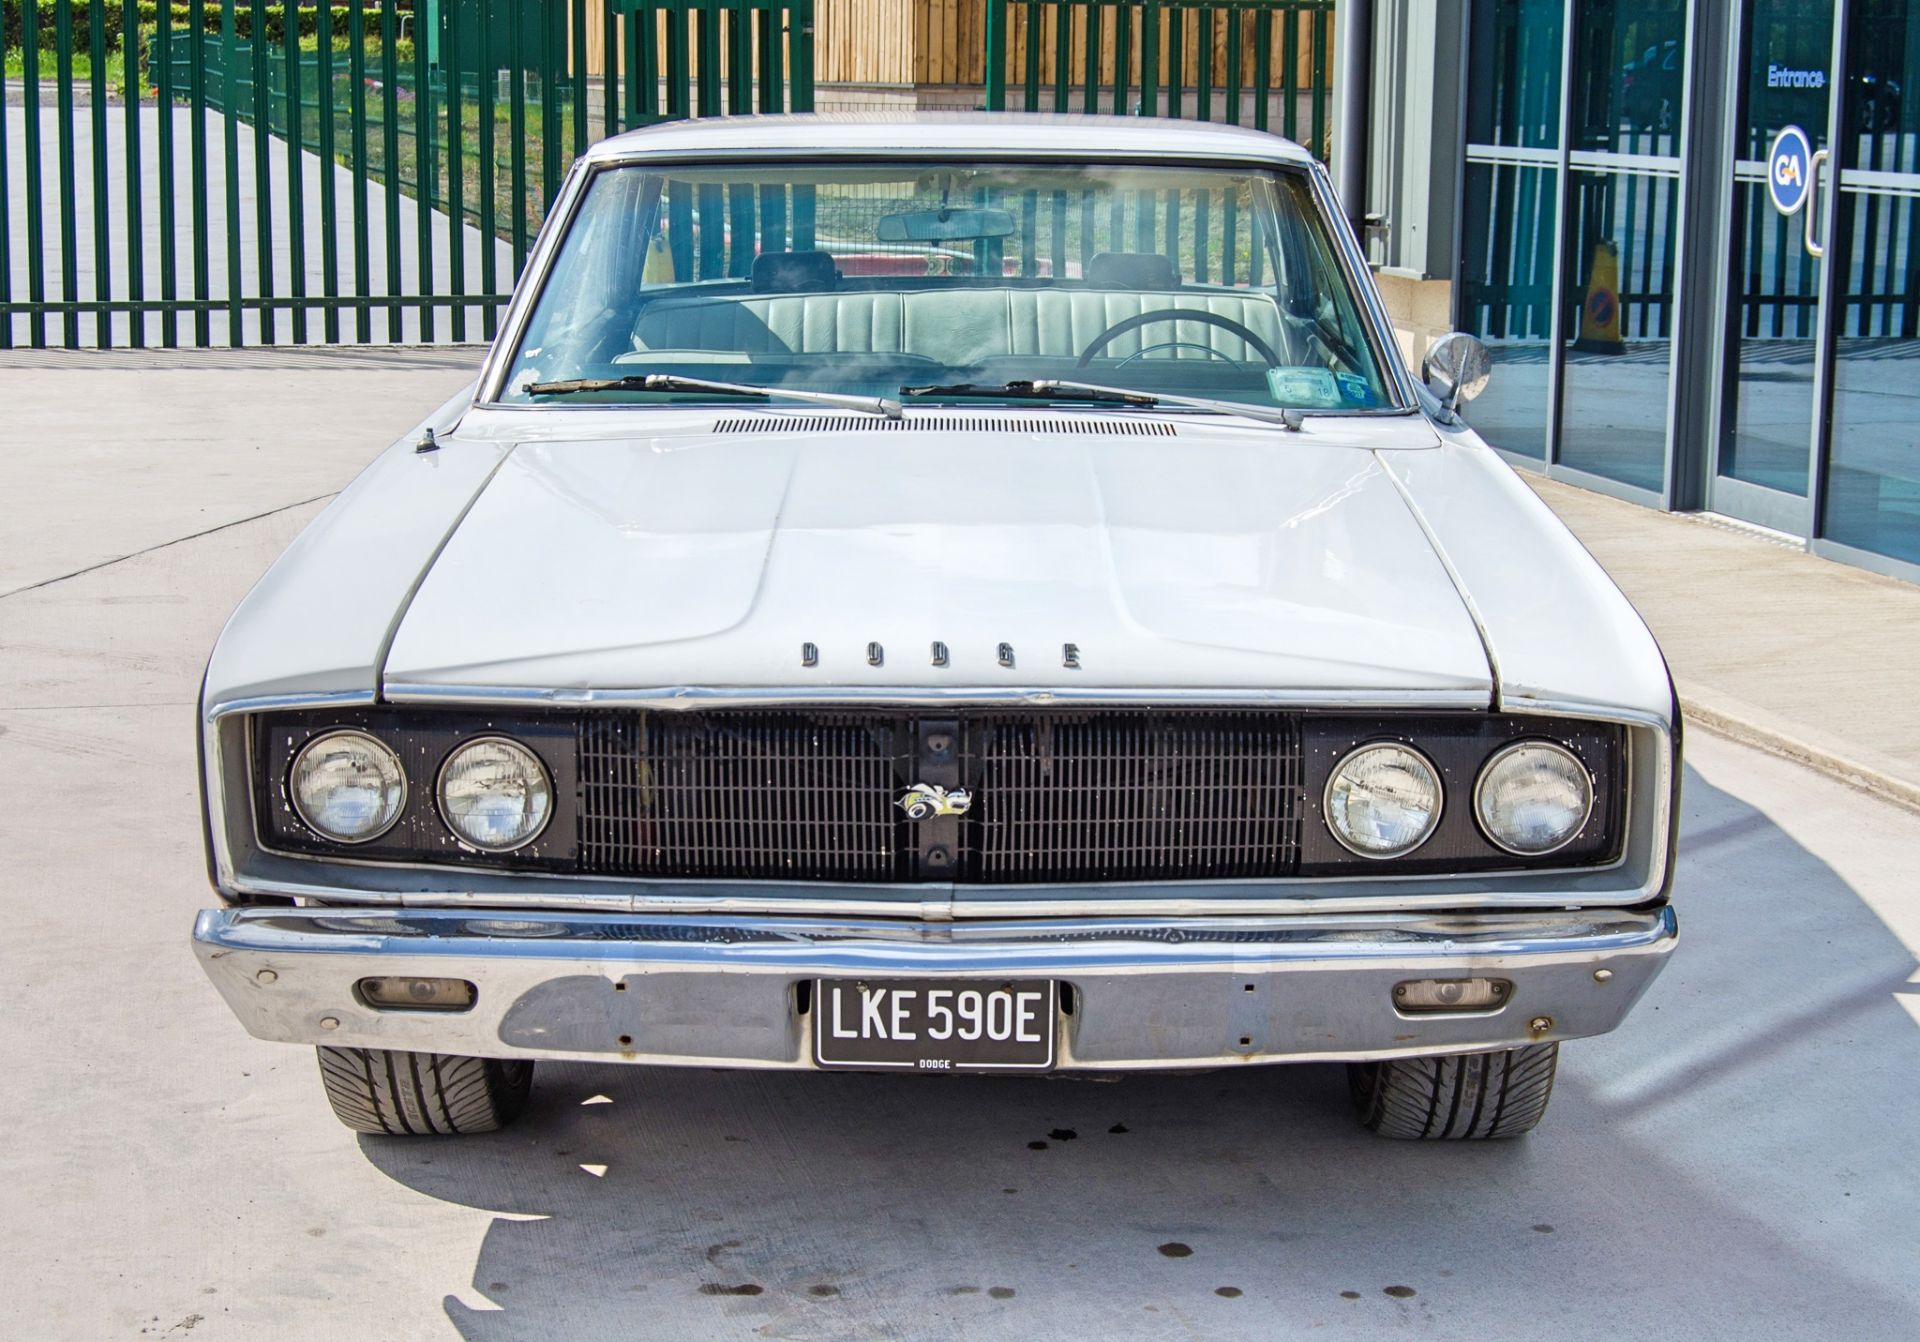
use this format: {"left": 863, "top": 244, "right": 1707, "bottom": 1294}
{"left": 475, "top": 149, "right": 1419, "bottom": 411}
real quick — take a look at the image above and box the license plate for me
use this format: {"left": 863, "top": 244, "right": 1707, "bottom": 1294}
{"left": 813, "top": 978, "right": 1057, "bottom": 1072}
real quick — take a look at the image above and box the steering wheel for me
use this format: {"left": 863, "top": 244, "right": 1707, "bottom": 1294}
{"left": 1116, "top": 340, "right": 1242, "bottom": 368}
{"left": 1076, "top": 308, "right": 1284, "bottom": 369}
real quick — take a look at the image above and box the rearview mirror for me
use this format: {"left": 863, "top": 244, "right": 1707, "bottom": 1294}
{"left": 1421, "top": 332, "right": 1492, "bottom": 415}
{"left": 876, "top": 207, "right": 1017, "bottom": 243}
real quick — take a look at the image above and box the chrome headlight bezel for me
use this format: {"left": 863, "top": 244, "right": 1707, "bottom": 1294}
{"left": 287, "top": 728, "right": 409, "bottom": 844}
{"left": 1322, "top": 741, "right": 1445, "bottom": 860}
{"left": 435, "top": 735, "right": 556, "bottom": 853}
{"left": 1472, "top": 739, "right": 1597, "bottom": 857}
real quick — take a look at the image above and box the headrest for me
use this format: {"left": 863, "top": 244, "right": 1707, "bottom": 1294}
{"left": 1085, "top": 251, "right": 1178, "bottom": 289}
{"left": 751, "top": 250, "right": 839, "bottom": 293}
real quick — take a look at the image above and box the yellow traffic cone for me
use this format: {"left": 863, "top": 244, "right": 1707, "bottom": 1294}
{"left": 642, "top": 231, "right": 675, "bottom": 285}
{"left": 1573, "top": 239, "right": 1625, "bottom": 354}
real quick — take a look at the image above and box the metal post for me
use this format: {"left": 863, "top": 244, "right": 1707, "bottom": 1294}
{"left": 1333, "top": 0, "right": 1371, "bottom": 236}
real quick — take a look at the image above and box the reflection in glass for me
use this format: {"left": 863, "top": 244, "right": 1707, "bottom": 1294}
{"left": 1458, "top": 163, "right": 1558, "bottom": 458}
{"left": 1823, "top": 3, "right": 1920, "bottom": 567}
{"left": 1467, "top": 0, "right": 1566, "bottom": 149}
{"left": 1557, "top": 167, "right": 1680, "bottom": 493}
{"left": 1572, "top": 0, "right": 1690, "bottom": 158}
{"left": 1718, "top": 0, "right": 1834, "bottom": 499}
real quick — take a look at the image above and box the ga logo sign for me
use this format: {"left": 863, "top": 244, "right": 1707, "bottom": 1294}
{"left": 1768, "top": 125, "right": 1814, "bottom": 215}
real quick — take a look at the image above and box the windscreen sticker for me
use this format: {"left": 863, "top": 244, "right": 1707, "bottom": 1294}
{"left": 1266, "top": 366, "right": 1342, "bottom": 408}
{"left": 1335, "top": 371, "right": 1378, "bottom": 407}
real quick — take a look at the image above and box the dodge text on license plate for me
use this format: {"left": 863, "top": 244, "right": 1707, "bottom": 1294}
{"left": 813, "top": 978, "right": 1057, "bottom": 1071}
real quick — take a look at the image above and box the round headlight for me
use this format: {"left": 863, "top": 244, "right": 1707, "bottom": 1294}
{"left": 437, "top": 737, "right": 553, "bottom": 852}
{"left": 290, "top": 730, "right": 407, "bottom": 843}
{"left": 1474, "top": 740, "right": 1594, "bottom": 856}
{"left": 1324, "top": 743, "right": 1443, "bottom": 858}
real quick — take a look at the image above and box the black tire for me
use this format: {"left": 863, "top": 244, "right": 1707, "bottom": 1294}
{"left": 316, "top": 1046, "right": 534, "bottom": 1136}
{"left": 1348, "top": 1043, "right": 1559, "bottom": 1140}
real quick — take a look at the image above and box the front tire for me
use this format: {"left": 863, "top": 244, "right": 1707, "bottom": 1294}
{"left": 317, "top": 1047, "right": 534, "bottom": 1135}
{"left": 1348, "top": 1043, "right": 1558, "bottom": 1140}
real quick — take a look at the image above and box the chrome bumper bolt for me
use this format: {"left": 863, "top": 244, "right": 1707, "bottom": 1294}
{"left": 1593, "top": 968, "right": 1613, "bottom": 983}
{"left": 319, "top": 1016, "right": 340, "bottom": 1031}
{"left": 254, "top": 969, "right": 278, "bottom": 985}
{"left": 1529, "top": 1015, "right": 1554, "bottom": 1035}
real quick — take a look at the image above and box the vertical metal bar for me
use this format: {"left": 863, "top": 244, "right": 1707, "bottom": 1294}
{"left": 573, "top": 0, "right": 590, "bottom": 152}
{"left": 250, "top": 0, "right": 274, "bottom": 343}
{"left": 282, "top": 0, "right": 306, "bottom": 342}
{"left": 1224, "top": 7, "right": 1241, "bottom": 127}
{"left": 1195, "top": 4, "right": 1212, "bottom": 123}
{"left": 1310, "top": 0, "right": 1329, "bottom": 155}
{"left": 381, "top": 0, "right": 402, "bottom": 339}
{"left": 317, "top": 5, "right": 338, "bottom": 342}
{"left": 0, "top": 13, "right": 11, "bottom": 348}
{"left": 20, "top": 0, "right": 45, "bottom": 345}
{"left": 1805, "top": 0, "right": 1851, "bottom": 539}
{"left": 729, "top": 181, "right": 755, "bottom": 276}
{"left": 727, "top": 0, "right": 751, "bottom": 116}
{"left": 1083, "top": 1, "right": 1101, "bottom": 114}
{"left": 88, "top": 0, "right": 112, "bottom": 345}
{"left": 788, "top": 0, "right": 812, "bottom": 111}
{"left": 1051, "top": 188, "right": 1068, "bottom": 278}
{"left": 1022, "top": 2, "right": 1040, "bottom": 112}
{"left": 1543, "top": 0, "right": 1576, "bottom": 472}
{"left": 416, "top": 0, "right": 436, "bottom": 341}
{"left": 1139, "top": 0, "right": 1158, "bottom": 116}
{"left": 190, "top": 0, "right": 210, "bottom": 344}
{"left": 1020, "top": 189, "right": 1038, "bottom": 277}
{"left": 1165, "top": 2, "right": 1182, "bottom": 120}
{"left": 478, "top": 0, "right": 498, "bottom": 337}
{"left": 635, "top": 1, "right": 660, "bottom": 125}
{"left": 1254, "top": 9, "right": 1271, "bottom": 133}
{"left": 1051, "top": 0, "right": 1068, "bottom": 111}
{"left": 1112, "top": 1, "right": 1131, "bottom": 116}
{"left": 350, "top": 0, "right": 370, "bottom": 339}
{"left": 221, "top": 0, "right": 242, "bottom": 344}
{"left": 543, "top": 0, "right": 562, "bottom": 206}
{"left": 447, "top": 0, "right": 468, "bottom": 341}
{"left": 603, "top": 0, "right": 621, "bottom": 135}
{"left": 510, "top": 0, "right": 529, "bottom": 273}
{"left": 699, "top": 1, "right": 723, "bottom": 116}
{"left": 55, "top": 0, "right": 80, "bottom": 347}
{"left": 985, "top": 0, "right": 1005, "bottom": 109}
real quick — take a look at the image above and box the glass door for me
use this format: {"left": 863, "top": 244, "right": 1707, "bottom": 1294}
{"left": 1713, "top": 0, "right": 1839, "bottom": 532}
{"left": 1820, "top": 0, "right": 1920, "bottom": 573}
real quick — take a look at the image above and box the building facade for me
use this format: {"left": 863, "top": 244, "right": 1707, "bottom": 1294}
{"left": 1375, "top": 0, "right": 1919, "bottom": 582}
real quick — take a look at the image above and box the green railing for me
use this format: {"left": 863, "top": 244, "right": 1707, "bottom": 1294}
{"left": 0, "top": 0, "right": 815, "bottom": 348}
{"left": 983, "top": 0, "right": 1334, "bottom": 149}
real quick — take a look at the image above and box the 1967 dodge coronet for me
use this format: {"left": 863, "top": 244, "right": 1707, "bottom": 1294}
{"left": 193, "top": 113, "right": 1679, "bottom": 1140}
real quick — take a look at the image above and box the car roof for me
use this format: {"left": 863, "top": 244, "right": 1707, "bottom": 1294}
{"left": 584, "top": 111, "right": 1318, "bottom": 167}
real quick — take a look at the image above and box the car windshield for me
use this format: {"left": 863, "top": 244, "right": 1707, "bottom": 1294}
{"left": 497, "top": 159, "right": 1397, "bottom": 415}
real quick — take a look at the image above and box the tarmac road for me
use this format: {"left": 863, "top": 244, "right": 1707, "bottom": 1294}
{"left": 3, "top": 350, "right": 1918, "bottom": 1341}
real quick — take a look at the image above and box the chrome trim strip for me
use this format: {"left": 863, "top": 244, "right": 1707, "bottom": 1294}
{"left": 1463, "top": 143, "right": 1561, "bottom": 167}
{"left": 377, "top": 683, "right": 1496, "bottom": 711}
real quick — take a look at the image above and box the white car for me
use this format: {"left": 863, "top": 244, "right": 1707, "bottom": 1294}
{"left": 193, "top": 113, "right": 1679, "bottom": 1140}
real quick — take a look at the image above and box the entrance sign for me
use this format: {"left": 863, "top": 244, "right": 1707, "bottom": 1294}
{"left": 1768, "top": 125, "right": 1815, "bottom": 215}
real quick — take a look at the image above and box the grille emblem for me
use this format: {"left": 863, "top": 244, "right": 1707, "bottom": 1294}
{"left": 897, "top": 783, "right": 972, "bottom": 820}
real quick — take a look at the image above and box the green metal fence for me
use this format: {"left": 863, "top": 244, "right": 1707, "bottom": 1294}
{"left": 0, "top": 0, "right": 814, "bottom": 348}
{"left": 982, "top": 0, "right": 1334, "bottom": 148}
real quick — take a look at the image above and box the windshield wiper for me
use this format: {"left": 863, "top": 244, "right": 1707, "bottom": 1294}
{"left": 524, "top": 373, "right": 902, "bottom": 419}
{"left": 901, "top": 379, "right": 1301, "bottom": 429}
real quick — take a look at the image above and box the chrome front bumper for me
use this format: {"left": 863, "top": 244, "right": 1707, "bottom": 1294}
{"left": 193, "top": 905, "right": 1678, "bottom": 1069}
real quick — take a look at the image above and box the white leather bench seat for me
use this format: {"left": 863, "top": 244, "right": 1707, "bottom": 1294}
{"left": 627, "top": 287, "right": 1296, "bottom": 367}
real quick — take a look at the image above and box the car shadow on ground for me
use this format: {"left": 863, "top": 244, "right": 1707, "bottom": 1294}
{"left": 358, "top": 769, "right": 1920, "bottom": 1342}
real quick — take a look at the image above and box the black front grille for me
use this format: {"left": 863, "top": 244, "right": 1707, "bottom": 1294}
{"left": 574, "top": 709, "right": 1303, "bottom": 884}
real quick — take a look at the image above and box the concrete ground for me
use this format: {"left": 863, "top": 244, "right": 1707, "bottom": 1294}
{"left": 3, "top": 348, "right": 1919, "bottom": 1339}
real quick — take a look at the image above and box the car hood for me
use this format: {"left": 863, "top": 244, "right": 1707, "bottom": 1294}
{"left": 380, "top": 417, "right": 1494, "bottom": 701}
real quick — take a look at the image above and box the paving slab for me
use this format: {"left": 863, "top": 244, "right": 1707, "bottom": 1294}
{"left": 1525, "top": 472, "right": 1920, "bottom": 806}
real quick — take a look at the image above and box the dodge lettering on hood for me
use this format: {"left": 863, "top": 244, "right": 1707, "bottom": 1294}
{"left": 193, "top": 114, "right": 1679, "bottom": 1141}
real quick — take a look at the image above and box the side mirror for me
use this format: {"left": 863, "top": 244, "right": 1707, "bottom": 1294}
{"left": 1421, "top": 332, "right": 1493, "bottom": 415}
